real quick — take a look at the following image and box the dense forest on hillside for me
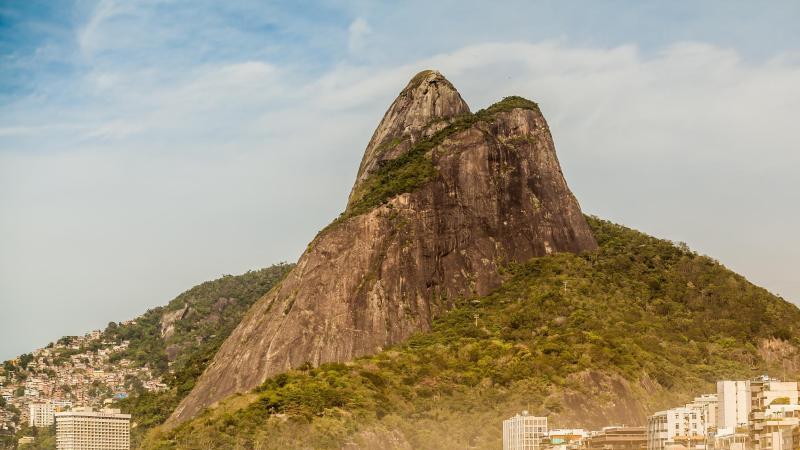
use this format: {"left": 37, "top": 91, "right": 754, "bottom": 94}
{"left": 104, "top": 264, "right": 293, "bottom": 376}
{"left": 106, "top": 263, "right": 294, "bottom": 446}
{"left": 142, "top": 217, "right": 800, "bottom": 449}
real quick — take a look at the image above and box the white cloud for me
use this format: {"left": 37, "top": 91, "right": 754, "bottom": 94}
{"left": 347, "top": 17, "right": 372, "bottom": 54}
{"left": 77, "top": 0, "right": 124, "bottom": 57}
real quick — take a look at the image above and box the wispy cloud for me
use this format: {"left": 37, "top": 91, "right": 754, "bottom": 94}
{"left": 2, "top": 1, "right": 800, "bottom": 361}
{"left": 77, "top": 0, "right": 123, "bottom": 57}
{"left": 347, "top": 17, "right": 371, "bottom": 54}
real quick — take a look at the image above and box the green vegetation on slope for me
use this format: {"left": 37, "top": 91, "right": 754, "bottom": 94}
{"left": 107, "top": 264, "right": 294, "bottom": 446}
{"left": 9, "top": 425, "right": 55, "bottom": 450}
{"left": 144, "top": 218, "right": 800, "bottom": 449}
{"left": 104, "top": 264, "right": 293, "bottom": 375}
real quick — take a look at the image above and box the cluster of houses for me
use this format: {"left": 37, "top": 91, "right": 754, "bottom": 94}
{"left": 0, "top": 324, "right": 166, "bottom": 436}
{"left": 504, "top": 375, "right": 800, "bottom": 450}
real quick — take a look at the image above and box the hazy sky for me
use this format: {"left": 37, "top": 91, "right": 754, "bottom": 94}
{"left": 2, "top": 1, "right": 800, "bottom": 361}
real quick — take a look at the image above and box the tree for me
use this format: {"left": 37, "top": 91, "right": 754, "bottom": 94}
{"left": 18, "top": 353, "right": 33, "bottom": 370}
{"left": 3, "top": 360, "right": 16, "bottom": 374}
{"left": 106, "top": 321, "right": 118, "bottom": 333}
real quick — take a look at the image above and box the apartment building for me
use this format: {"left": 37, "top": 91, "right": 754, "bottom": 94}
{"left": 781, "top": 424, "right": 800, "bottom": 450}
{"left": 28, "top": 402, "right": 55, "bottom": 428}
{"left": 583, "top": 426, "right": 647, "bottom": 450}
{"left": 751, "top": 407, "right": 800, "bottom": 450}
{"left": 648, "top": 406, "right": 708, "bottom": 450}
{"left": 55, "top": 407, "right": 130, "bottom": 450}
{"left": 28, "top": 400, "right": 71, "bottom": 427}
{"left": 714, "top": 431, "right": 749, "bottom": 450}
{"left": 750, "top": 377, "right": 799, "bottom": 413}
{"left": 748, "top": 377, "right": 800, "bottom": 450}
{"left": 549, "top": 429, "right": 589, "bottom": 450}
{"left": 503, "top": 411, "right": 548, "bottom": 450}
{"left": 718, "top": 381, "right": 752, "bottom": 432}
{"left": 690, "top": 395, "right": 718, "bottom": 431}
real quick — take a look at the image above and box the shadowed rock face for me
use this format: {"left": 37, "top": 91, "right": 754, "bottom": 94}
{"left": 169, "top": 70, "right": 597, "bottom": 424}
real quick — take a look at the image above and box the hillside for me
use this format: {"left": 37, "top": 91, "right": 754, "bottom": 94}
{"left": 103, "top": 263, "right": 293, "bottom": 378}
{"left": 107, "top": 263, "right": 293, "bottom": 445}
{"left": 142, "top": 217, "right": 800, "bottom": 449}
{"left": 0, "top": 263, "right": 292, "bottom": 449}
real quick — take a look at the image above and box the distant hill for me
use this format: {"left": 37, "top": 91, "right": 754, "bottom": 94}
{"left": 141, "top": 217, "right": 800, "bottom": 449}
{"left": 103, "top": 263, "right": 293, "bottom": 378}
{"left": 105, "top": 263, "right": 293, "bottom": 446}
{"left": 0, "top": 263, "right": 292, "bottom": 449}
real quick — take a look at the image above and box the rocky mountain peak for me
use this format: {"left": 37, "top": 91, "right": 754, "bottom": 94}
{"left": 349, "top": 70, "right": 470, "bottom": 205}
{"left": 169, "top": 70, "right": 596, "bottom": 425}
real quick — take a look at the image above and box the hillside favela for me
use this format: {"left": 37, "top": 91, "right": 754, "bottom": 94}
{"left": 2, "top": 2, "right": 800, "bottom": 450}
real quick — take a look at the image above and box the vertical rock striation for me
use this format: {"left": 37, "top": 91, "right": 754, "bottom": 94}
{"left": 169, "top": 70, "right": 597, "bottom": 424}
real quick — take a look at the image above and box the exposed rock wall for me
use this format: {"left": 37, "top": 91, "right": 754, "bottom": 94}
{"left": 169, "top": 70, "right": 597, "bottom": 424}
{"left": 349, "top": 70, "right": 470, "bottom": 203}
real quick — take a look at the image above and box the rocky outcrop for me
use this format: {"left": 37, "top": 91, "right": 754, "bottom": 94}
{"left": 759, "top": 338, "right": 800, "bottom": 374}
{"left": 168, "top": 70, "right": 597, "bottom": 424}
{"left": 348, "top": 70, "right": 470, "bottom": 204}
{"left": 554, "top": 370, "right": 650, "bottom": 427}
{"left": 159, "top": 304, "right": 189, "bottom": 339}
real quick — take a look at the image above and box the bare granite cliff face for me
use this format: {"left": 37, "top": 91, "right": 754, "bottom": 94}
{"left": 169, "top": 70, "right": 597, "bottom": 424}
{"left": 349, "top": 70, "right": 470, "bottom": 203}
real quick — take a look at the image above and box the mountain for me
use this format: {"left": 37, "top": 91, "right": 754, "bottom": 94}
{"left": 9, "top": 69, "right": 800, "bottom": 450}
{"left": 169, "top": 70, "right": 598, "bottom": 424}
{"left": 143, "top": 217, "right": 800, "bottom": 449}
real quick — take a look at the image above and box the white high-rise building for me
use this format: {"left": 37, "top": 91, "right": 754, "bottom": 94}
{"left": 688, "top": 394, "right": 718, "bottom": 432}
{"left": 717, "top": 381, "right": 751, "bottom": 431}
{"left": 29, "top": 400, "right": 72, "bottom": 427}
{"left": 647, "top": 405, "right": 708, "bottom": 450}
{"left": 503, "top": 411, "right": 547, "bottom": 450}
{"left": 55, "top": 407, "right": 130, "bottom": 450}
{"left": 29, "top": 402, "right": 55, "bottom": 428}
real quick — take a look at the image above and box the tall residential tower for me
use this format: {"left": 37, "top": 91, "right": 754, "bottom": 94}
{"left": 503, "top": 411, "right": 548, "bottom": 450}
{"left": 55, "top": 407, "right": 130, "bottom": 450}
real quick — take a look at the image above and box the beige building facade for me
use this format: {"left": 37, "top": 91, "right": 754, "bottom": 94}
{"left": 503, "top": 411, "right": 548, "bottom": 450}
{"left": 29, "top": 400, "right": 72, "bottom": 427}
{"left": 29, "top": 402, "right": 55, "bottom": 428}
{"left": 718, "top": 380, "right": 752, "bottom": 431}
{"left": 55, "top": 407, "right": 130, "bottom": 450}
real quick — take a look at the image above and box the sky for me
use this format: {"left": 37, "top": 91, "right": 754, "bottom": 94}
{"left": 2, "top": 0, "right": 800, "bottom": 361}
